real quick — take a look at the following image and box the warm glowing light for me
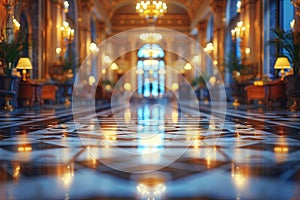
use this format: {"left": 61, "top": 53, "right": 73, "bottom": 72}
{"left": 171, "top": 110, "right": 178, "bottom": 123}
{"left": 56, "top": 47, "right": 62, "bottom": 55}
{"left": 60, "top": 165, "right": 74, "bottom": 187}
{"left": 60, "top": 21, "right": 74, "bottom": 42}
{"left": 231, "top": 165, "right": 248, "bottom": 188}
{"left": 290, "top": 19, "right": 295, "bottom": 29}
{"left": 236, "top": 1, "right": 241, "bottom": 13}
{"left": 140, "top": 33, "right": 163, "bottom": 43}
{"left": 102, "top": 69, "right": 106, "bottom": 74}
{"left": 17, "top": 146, "right": 32, "bottom": 152}
{"left": 64, "top": 1, "right": 69, "bottom": 13}
{"left": 143, "top": 59, "right": 159, "bottom": 66}
{"left": 245, "top": 47, "right": 251, "bottom": 54}
{"left": 111, "top": 63, "right": 119, "bottom": 70}
{"left": 274, "top": 56, "right": 291, "bottom": 81}
{"left": 105, "top": 84, "right": 112, "bottom": 91}
{"left": 104, "top": 56, "right": 112, "bottom": 64}
{"left": 13, "top": 165, "right": 20, "bottom": 178}
{"left": 184, "top": 63, "right": 192, "bottom": 71}
{"left": 89, "top": 42, "right": 99, "bottom": 53}
{"left": 136, "top": 68, "right": 144, "bottom": 75}
{"left": 171, "top": 83, "right": 179, "bottom": 91}
{"left": 192, "top": 55, "right": 200, "bottom": 63}
{"left": 274, "top": 146, "right": 289, "bottom": 153}
{"left": 136, "top": 0, "right": 167, "bottom": 20}
{"left": 124, "top": 108, "right": 131, "bottom": 122}
{"left": 254, "top": 80, "right": 264, "bottom": 86}
{"left": 209, "top": 76, "right": 217, "bottom": 86}
{"left": 204, "top": 42, "right": 214, "bottom": 53}
{"left": 231, "top": 21, "right": 246, "bottom": 40}
{"left": 13, "top": 18, "right": 20, "bottom": 31}
{"left": 124, "top": 82, "right": 131, "bottom": 91}
{"left": 88, "top": 76, "right": 95, "bottom": 86}
{"left": 213, "top": 60, "right": 218, "bottom": 65}
{"left": 141, "top": 47, "right": 161, "bottom": 58}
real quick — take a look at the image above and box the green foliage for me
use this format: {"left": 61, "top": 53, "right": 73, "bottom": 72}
{"left": 62, "top": 51, "right": 78, "bottom": 74}
{"left": 268, "top": 28, "right": 300, "bottom": 75}
{"left": 0, "top": 28, "right": 28, "bottom": 68}
{"left": 192, "top": 73, "right": 208, "bottom": 88}
{"left": 224, "top": 51, "right": 244, "bottom": 73}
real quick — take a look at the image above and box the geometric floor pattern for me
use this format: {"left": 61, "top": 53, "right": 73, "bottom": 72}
{"left": 0, "top": 101, "right": 300, "bottom": 199}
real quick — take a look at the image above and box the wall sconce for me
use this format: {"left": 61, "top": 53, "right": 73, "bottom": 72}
{"left": 60, "top": 21, "right": 74, "bottom": 42}
{"left": 56, "top": 47, "right": 62, "bottom": 56}
{"left": 290, "top": 19, "right": 295, "bottom": 29}
{"left": 236, "top": 1, "right": 241, "bottom": 13}
{"left": 13, "top": 18, "right": 20, "bottom": 31}
{"left": 245, "top": 48, "right": 251, "bottom": 55}
{"left": 204, "top": 42, "right": 214, "bottom": 53}
{"left": 171, "top": 83, "right": 179, "bottom": 91}
{"left": 124, "top": 82, "right": 131, "bottom": 91}
{"left": 104, "top": 56, "right": 112, "bottom": 64}
{"left": 64, "top": 1, "right": 69, "bottom": 13}
{"left": 89, "top": 42, "right": 99, "bottom": 53}
{"left": 231, "top": 21, "right": 246, "bottom": 40}
{"left": 184, "top": 63, "right": 192, "bottom": 71}
{"left": 111, "top": 63, "right": 119, "bottom": 71}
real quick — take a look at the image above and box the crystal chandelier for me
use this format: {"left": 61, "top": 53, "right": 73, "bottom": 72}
{"left": 135, "top": 0, "right": 167, "bottom": 20}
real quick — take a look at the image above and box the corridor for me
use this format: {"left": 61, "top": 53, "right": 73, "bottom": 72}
{"left": 0, "top": 99, "right": 300, "bottom": 199}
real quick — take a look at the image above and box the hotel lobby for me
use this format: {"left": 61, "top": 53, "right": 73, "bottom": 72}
{"left": 0, "top": 0, "right": 300, "bottom": 199}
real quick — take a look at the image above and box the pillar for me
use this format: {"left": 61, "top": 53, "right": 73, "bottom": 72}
{"left": 197, "top": 20, "right": 208, "bottom": 74}
{"left": 210, "top": 0, "right": 226, "bottom": 78}
{"left": 46, "top": 0, "right": 64, "bottom": 77}
{"left": 129, "top": 37, "right": 137, "bottom": 91}
{"left": 78, "top": 0, "right": 93, "bottom": 63}
{"left": 243, "top": 0, "right": 263, "bottom": 78}
{"left": 165, "top": 37, "right": 174, "bottom": 90}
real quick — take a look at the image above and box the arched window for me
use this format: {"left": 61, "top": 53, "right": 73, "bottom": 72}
{"left": 137, "top": 44, "right": 165, "bottom": 97}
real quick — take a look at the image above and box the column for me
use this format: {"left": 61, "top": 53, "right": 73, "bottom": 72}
{"left": 78, "top": 0, "right": 93, "bottom": 63}
{"left": 96, "top": 22, "right": 106, "bottom": 82}
{"left": 197, "top": 20, "right": 208, "bottom": 74}
{"left": 129, "top": 38, "right": 137, "bottom": 91}
{"left": 165, "top": 38, "right": 174, "bottom": 91}
{"left": 243, "top": 0, "right": 262, "bottom": 78}
{"left": 294, "top": 5, "right": 300, "bottom": 75}
{"left": 210, "top": 0, "right": 226, "bottom": 77}
{"left": 46, "top": 0, "right": 64, "bottom": 77}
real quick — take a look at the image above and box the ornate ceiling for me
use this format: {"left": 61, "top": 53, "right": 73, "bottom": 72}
{"left": 93, "top": 0, "right": 211, "bottom": 34}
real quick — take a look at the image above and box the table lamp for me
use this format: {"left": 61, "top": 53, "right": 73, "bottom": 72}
{"left": 274, "top": 56, "right": 291, "bottom": 81}
{"left": 16, "top": 57, "right": 33, "bottom": 81}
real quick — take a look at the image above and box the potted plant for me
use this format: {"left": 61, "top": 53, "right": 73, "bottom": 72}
{"left": 268, "top": 27, "right": 300, "bottom": 75}
{"left": 268, "top": 27, "right": 300, "bottom": 110}
{"left": 223, "top": 52, "right": 246, "bottom": 106}
{"left": 0, "top": 27, "right": 28, "bottom": 75}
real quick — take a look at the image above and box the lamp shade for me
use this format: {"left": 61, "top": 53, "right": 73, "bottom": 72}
{"left": 16, "top": 57, "right": 33, "bottom": 70}
{"left": 274, "top": 57, "right": 291, "bottom": 69}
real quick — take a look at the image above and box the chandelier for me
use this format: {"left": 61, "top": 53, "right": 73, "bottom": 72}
{"left": 135, "top": 0, "right": 167, "bottom": 20}
{"left": 60, "top": 21, "right": 74, "bottom": 43}
{"left": 139, "top": 33, "right": 163, "bottom": 43}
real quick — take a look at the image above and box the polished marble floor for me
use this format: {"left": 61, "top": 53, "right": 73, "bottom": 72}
{"left": 0, "top": 100, "right": 300, "bottom": 200}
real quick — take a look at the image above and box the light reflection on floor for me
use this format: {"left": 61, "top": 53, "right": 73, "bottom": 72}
{"left": 0, "top": 100, "right": 299, "bottom": 199}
